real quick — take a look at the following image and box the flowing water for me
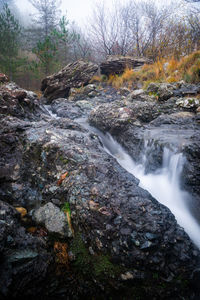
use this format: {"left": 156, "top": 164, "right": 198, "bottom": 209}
{"left": 54, "top": 114, "right": 200, "bottom": 248}
{"left": 95, "top": 129, "right": 200, "bottom": 249}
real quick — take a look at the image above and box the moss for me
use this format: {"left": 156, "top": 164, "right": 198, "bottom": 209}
{"left": 62, "top": 202, "right": 71, "bottom": 216}
{"left": 59, "top": 155, "right": 69, "bottom": 164}
{"left": 70, "top": 234, "right": 91, "bottom": 275}
{"left": 148, "top": 91, "right": 158, "bottom": 97}
{"left": 93, "top": 255, "right": 120, "bottom": 278}
{"left": 70, "top": 234, "right": 122, "bottom": 279}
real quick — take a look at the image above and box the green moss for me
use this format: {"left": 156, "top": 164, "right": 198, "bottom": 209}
{"left": 148, "top": 91, "right": 158, "bottom": 97}
{"left": 59, "top": 155, "right": 69, "bottom": 164}
{"left": 93, "top": 255, "right": 120, "bottom": 278}
{"left": 62, "top": 202, "right": 71, "bottom": 217}
{"left": 70, "top": 234, "right": 122, "bottom": 278}
{"left": 101, "top": 74, "right": 108, "bottom": 81}
{"left": 70, "top": 234, "right": 91, "bottom": 275}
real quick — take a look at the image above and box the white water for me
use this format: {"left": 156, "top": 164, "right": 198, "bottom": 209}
{"left": 43, "top": 105, "right": 60, "bottom": 119}
{"left": 98, "top": 132, "right": 200, "bottom": 249}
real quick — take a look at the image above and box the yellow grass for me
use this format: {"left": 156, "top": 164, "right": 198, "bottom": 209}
{"left": 107, "top": 51, "right": 200, "bottom": 89}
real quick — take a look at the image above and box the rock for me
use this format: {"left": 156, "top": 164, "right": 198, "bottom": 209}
{"left": 89, "top": 102, "right": 135, "bottom": 132}
{"left": 0, "top": 73, "right": 9, "bottom": 83}
{"left": 128, "top": 89, "right": 144, "bottom": 98}
{"left": 126, "top": 89, "right": 156, "bottom": 102}
{"left": 51, "top": 98, "right": 82, "bottom": 119}
{"left": 33, "top": 202, "right": 71, "bottom": 237}
{"left": 41, "top": 60, "right": 98, "bottom": 102}
{"left": 157, "top": 83, "right": 174, "bottom": 101}
{"left": 146, "top": 82, "right": 160, "bottom": 94}
{"left": 1, "top": 76, "right": 200, "bottom": 298}
{"left": 100, "top": 55, "right": 152, "bottom": 76}
{"left": 146, "top": 82, "right": 174, "bottom": 101}
{"left": 69, "top": 84, "right": 99, "bottom": 101}
{"left": 0, "top": 200, "right": 50, "bottom": 297}
{"left": 173, "top": 83, "right": 200, "bottom": 97}
{"left": 176, "top": 97, "right": 200, "bottom": 109}
{"left": 118, "top": 87, "right": 131, "bottom": 96}
{"left": 89, "top": 88, "right": 200, "bottom": 201}
{"left": 0, "top": 82, "right": 41, "bottom": 120}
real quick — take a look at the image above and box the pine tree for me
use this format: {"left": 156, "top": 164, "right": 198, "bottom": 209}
{"left": 32, "top": 29, "right": 61, "bottom": 76}
{"left": 28, "top": 0, "right": 61, "bottom": 39}
{"left": 0, "top": 4, "right": 21, "bottom": 79}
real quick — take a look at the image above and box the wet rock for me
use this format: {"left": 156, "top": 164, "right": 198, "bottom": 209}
{"left": 100, "top": 55, "right": 152, "bottom": 76}
{"left": 176, "top": 97, "right": 200, "bottom": 109}
{"left": 146, "top": 82, "right": 160, "bottom": 94}
{"left": 173, "top": 83, "right": 200, "bottom": 97}
{"left": 1, "top": 76, "right": 200, "bottom": 299}
{"left": 157, "top": 83, "right": 174, "bottom": 101}
{"left": 69, "top": 84, "right": 100, "bottom": 101}
{"left": 51, "top": 98, "right": 82, "bottom": 119}
{"left": 33, "top": 202, "right": 72, "bottom": 237}
{"left": 0, "top": 73, "right": 9, "bottom": 83}
{"left": 0, "top": 200, "right": 50, "bottom": 297}
{"left": 0, "top": 82, "right": 41, "bottom": 120}
{"left": 89, "top": 87, "right": 200, "bottom": 201}
{"left": 147, "top": 82, "right": 174, "bottom": 101}
{"left": 41, "top": 60, "right": 98, "bottom": 102}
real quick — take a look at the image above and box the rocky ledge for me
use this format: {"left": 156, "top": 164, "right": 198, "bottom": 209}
{"left": 41, "top": 60, "right": 98, "bottom": 102}
{"left": 100, "top": 55, "right": 152, "bottom": 76}
{"left": 0, "top": 69, "right": 200, "bottom": 299}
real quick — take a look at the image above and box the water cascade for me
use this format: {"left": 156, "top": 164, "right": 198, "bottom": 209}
{"left": 97, "top": 131, "right": 200, "bottom": 249}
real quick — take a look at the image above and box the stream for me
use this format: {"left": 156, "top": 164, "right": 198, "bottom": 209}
{"left": 76, "top": 117, "right": 200, "bottom": 249}
{"left": 44, "top": 104, "right": 200, "bottom": 249}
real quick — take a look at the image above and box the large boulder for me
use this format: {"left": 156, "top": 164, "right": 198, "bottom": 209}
{"left": 0, "top": 82, "right": 41, "bottom": 120}
{"left": 100, "top": 55, "right": 152, "bottom": 76}
{"left": 1, "top": 77, "right": 200, "bottom": 298}
{"left": 41, "top": 60, "right": 98, "bottom": 102}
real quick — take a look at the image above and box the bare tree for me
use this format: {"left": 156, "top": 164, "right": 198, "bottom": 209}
{"left": 69, "top": 24, "right": 93, "bottom": 61}
{"left": 88, "top": 0, "right": 134, "bottom": 59}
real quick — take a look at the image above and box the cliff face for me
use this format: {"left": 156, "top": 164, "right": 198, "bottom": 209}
{"left": 0, "top": 66, "right": 200, "bottom": 299}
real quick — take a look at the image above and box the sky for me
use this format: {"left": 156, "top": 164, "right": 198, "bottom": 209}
{"left": 14, "top": 0, "right": 193, "bottom": 26}
{"left": 14, "top": 0, "right": 107, "bottom": 26}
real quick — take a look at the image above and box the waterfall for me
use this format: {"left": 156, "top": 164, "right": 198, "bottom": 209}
{"left": 56, "top": 115, "right": 200, "bottom": 248}
{"left": 98, "top": 132, "right": 200, "bottom": 249}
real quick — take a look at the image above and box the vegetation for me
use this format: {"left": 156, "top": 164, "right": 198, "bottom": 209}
{"left": 70, "top": 234, "right": 121, "bottom": 279}
{"left": 0, "top": 0, "right": 200, "bottom": 89}
{"left": 107, "top": 51, "right": 200, "bottom": 89}
{"left": 0, "top": 4, "right": 22, "bottom": 79}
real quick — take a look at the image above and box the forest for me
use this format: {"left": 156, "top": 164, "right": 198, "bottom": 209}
{"left": 0, "top": 0, "right": 200, "bottom": 90}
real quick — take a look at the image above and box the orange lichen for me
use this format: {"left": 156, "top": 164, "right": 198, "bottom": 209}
{"left": 54, "top": 242, "right": 69, "bottom": 268}
{"left": 57, "top": 171, "right": 69, "bottom": 186}
{"left": 15, "top": 207, "right": 27, "bottom": 218}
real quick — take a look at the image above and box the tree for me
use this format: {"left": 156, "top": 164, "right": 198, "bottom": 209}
{"left": 28, "top": 0, "right": 61, "bottom": 38}
{"left": 88, "top": 1, "right": 134, "bottom": 59}
{"left": 0, "top": 4, "right": 21, "bottom": 78}
{"left": 0, "top": 0, "right": 13, "bottom": 10}
{"left": 68, "top": 24, "right": 92, "bottom": 61}
{"left": 32, "top": 29, "right": 62, "bottom": 76}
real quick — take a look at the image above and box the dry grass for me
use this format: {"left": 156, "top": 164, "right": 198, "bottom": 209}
{"left": 90, "top": 75, "right": 102, "bottom": 83}
{"left": 107, "top": 51, "right": 200, "bottom": 89}
{"left": 33, "top": 90, "right": 42, "bottom": 98}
